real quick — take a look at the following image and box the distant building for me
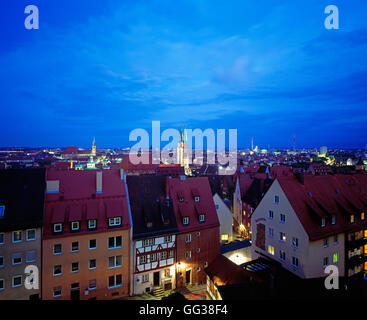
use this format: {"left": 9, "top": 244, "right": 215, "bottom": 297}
{"left": 319, "top": 146, "right": 328, "bottom": 157}
{"left": 0, "top": 169, "right": 46, "bottom": 300}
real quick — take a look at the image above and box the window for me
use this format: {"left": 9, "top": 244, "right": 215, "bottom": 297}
{"left": 88, "top": 219, "right": 97, "bottom": 229}
{"left": 269, "top": 228, "right": 274, "bottom": 238}
{"left": 164, "top": 235, "right": 172, "bottom": 243}
{"left": 268, "top": 210, "right": 274, "bottom": 220}
{"left": 221, "top": 234, "right": 229, "bottom": 241}
{"left": 12, "top": 275, "right": 22, "bottom": 288}
{"left": 142, "top": 274, "right": 149, "bottom": 283}
{"left": 12, "top": 231, "right": 22, "bottom": 243}
{"left": 279, "top": 250, "right": 286, "bottom": 261}
{"left": 89, "top": 239, "right": 97, "bottom": 250}
{"left": 168, "top": 250, "right": 174, "bottom": 258}
{"left": 53, "top": 244, "right": 62, "bottom": 255}
{"left": 89, "top": 259, "right": 97, "bottom": 270}
{"left": 140, "top": 256, "right": 147, "bottom": 264}
{"left": 292, "top": 237, "right": 299, "bottom": 248}
{"left": 26, "top": 229, "right": 36, "bottom": 241}
{"left": 54, "top": 265, "right": 62, "bottom": 276}
{"left": 89, "top": 280, "right": 96, "bottom": 291}
{"left": 143, "top": 238, "right": 154, "bottom": 247}
{"left": 204, "top": 261, "right": 208, "bottom": 268}
{"left": 199, "top": 214, "right": 205, "bottom": 222}
{"left": 108, "top": 217, "right": 121, "bottom": 227}
{"left": 0, "top": 233, "right": 4, "bottom": 244}
{"left": 280, "top": 232, "right": 286, "bottom": 242}
{"left": 146, "top": 221, "right": 153, "bottom": 228}
{"left": 323, "top": 257, "right": 329, "bottom": 267}
{"left": 197, "top": 248, "right": 201, "bottom": 253}
{"left": 160, "top": 251, "right": 167, "bottom": 260}
{"left": 12, "top": 253, "right": 22, "bottom": 265}
{"left": 108, "top": 256, "right": 123, "bottom": 269}
{"left": 71, "top": 262, "right": 79, "bottom": 273}
{"left": 323, "top": 238, "right": 328, "bottom": 248}
{"left": 331, "top": 215, "right": 336, "bottom": 225}
{"left": 150, "top": 253, "right": 157, "bottom": 262}
{"left": 280, "top": 214, "right": 286, "bottom": 223}
{"left": 164, "top": 268, "right": 171, "bottom": 277}
{"left": 108, "top": 274, "right": 122, "bottom": 289}
{"left": 321, "top": 218, "right": 326, "bottom": 227}
{"left": 185, "top": 234, "right": 192, "bottom": 243}
{"left": 196, "top": 232, "right": 200, "bottom": 237}
{"left": 268, "top": 245, "right": 275, "bottom": 255}
{"left": 333, "top": 234, "right": 338, "bottom": 244}
{"left": 0, "top": 206, "right": 4, "bottom": 218}
{"left": 109, "top": 236, "right": 123, "bottom": 249}
{"left": 71, "top": 221, "right": 80, "bottom": 231}
{"left": 0, "top": 256, "right": 4, "bottom": 268}
{"left": 350, "top": 215, "right": 355, "bottom": 223}
{"left": 292, "top": 257, "right": 299, "bottom": 269}
{"left": 185, "top": 251, "right": 192, "bottom": 259}
{"left": 362, "top": 212, "right": 365, "bottom": 221}
{"left": 26, "top": 251, "right": 36, "bottom": 263}
{"left": 53, "top": 287, "right": 62, "bottom": 298}
{"left": 333, "top": 253, "right": 339, "bottom": 264}
{"left": 183, "top": 217, "right": 189, "bottom": 225}
{"left": 53, "top": 223, "right": 63, "bottom": 233}
{"left": 194, "top": 196, "right": 200, "bottom": 202}
{"left": 71, "top": 242, "right": 79, "bottom": 252}
{"left": 0, "top": 279, "right": 4, "bottom": 291}
{"left": 274, "top": 195, "right": 279, "bottom": 204}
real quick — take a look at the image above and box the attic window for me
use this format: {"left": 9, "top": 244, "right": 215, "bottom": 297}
{"left": 182, "top": 217, "right": 190, "bottom": 225}
{"left": 194, "top": 196, "right": 200, "bottom": 203}
{"left": 199, "top": 214, "right": 205, "bottom": 222}
{"left": 0, "top": 206, "right": 4, "bottom": 219}
{"left": 108, "top": 217, "right": 121, "bottom": 227}
{"left": 71, "top": 221, "right": 80, "bottom": 231}
{"left": 53, "top": 223, "right": 63, "bottom": 233}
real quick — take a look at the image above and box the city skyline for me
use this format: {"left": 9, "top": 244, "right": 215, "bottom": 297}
{"left": 1, "top": 0, "right": 367, "bottom": 148}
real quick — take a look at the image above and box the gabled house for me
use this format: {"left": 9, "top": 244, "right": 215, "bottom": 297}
{"left": 126, "top": 175, "right": 179, "bottom": 295}
{"left": 168, "top": 176, "right": 220, "bottom": 287}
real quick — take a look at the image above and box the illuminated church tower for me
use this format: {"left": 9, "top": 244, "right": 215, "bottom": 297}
{"left": 177, "top": 126, "right": 191, "bottom": 176}
{"left": 91, "top": 137, "right": 96, "bottom": 157}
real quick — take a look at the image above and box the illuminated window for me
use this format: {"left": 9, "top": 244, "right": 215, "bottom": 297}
{"left": 279, "top": 232, "right": 286, "bottom": 242}
{"left": 0, "top": 206, "right": 4, "bottom": 219}
{"left": 268, "top": 245, "right": 275, "bottom": 256}
{"left": 362, "top": 212, "right": 365, "bottom": 221}
{"left": 350, "top": 215, "right": 355, "bottom": 223}
{"left": 142, "top": 274, "right": 149, "bottom": 282}
{"left": 185, "top": 251, "right": 192, "bottom": 259}
{"left": 333, "top": 253, "right": 339, "bottom": 264}
{"left": 221, "top": 234, "right": 228, "bottom": 241}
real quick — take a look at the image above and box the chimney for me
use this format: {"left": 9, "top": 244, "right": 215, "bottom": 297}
{"left": 120, "top": 168, "right": 124, "bottom": 180}
{"left": 96, "top": 171, "right": 103, "bottom": 193}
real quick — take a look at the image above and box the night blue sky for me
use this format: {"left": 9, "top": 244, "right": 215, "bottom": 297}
{"left": 1, "top": 0, "right": 367, "bottom": 149}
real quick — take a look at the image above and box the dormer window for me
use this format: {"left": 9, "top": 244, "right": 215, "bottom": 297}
{"left": 321, "top": 218, "right": 326, "bottom": 227}
{"left": 71, "top": 221, "right": 80, "bottom": 231}
{"left": 350, "top": 215, "right": 355, "bottom": 224}
{"left": 88, "top": 219, "right": 97, "bottom": 229}
{"left": 199, "top": 214, "right": 205, "bottom": 222}
{"left": 108, "top": 217, "right": 121, "bottom": 227}
{"left": 194, "top": 197, "right": 200, "bottom": 203}
{"left": 53, "top": 223, "right": 63, "bottom": 233}
{"left": 182, "top": 217, "right": 189, "bottom": 225}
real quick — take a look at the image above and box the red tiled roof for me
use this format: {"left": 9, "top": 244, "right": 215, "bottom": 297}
{"left": 277, "top": 173, "right": 367, "bottom": 241}
{"left": 44, "top": 168, "right": 131, "bottom": 239}
{"left": 168, "top": 177, "right": 219, "bottom": 232}
{"left": 120, "top": 154, "right": 157, "bottom": 172}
